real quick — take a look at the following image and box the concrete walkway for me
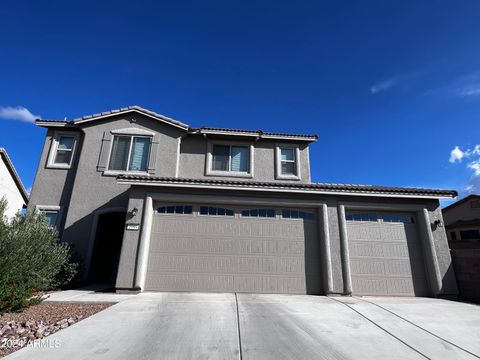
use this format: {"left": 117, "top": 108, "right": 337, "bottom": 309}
{"left": 5, "top": 293, "right": 480, "bottom": 360}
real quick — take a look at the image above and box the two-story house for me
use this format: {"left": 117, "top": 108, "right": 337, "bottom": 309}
{"left": 29, "top": 106, "right": 458, "bottom": 297}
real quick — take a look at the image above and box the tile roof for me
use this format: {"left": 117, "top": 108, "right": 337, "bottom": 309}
{"left": 0, "top": 148, "right": 29, "bottom": 203}
{"left": 193, "top": 127, "right": 318, "bottom": 141}
{"left": 117, "top": 175, "right": 457, "bottom": 198}
{"left": 34, "top": 106, "right": 318, "bottom": 140}
{"left": 72, "top": 105, "right": 189, "bottom": 129}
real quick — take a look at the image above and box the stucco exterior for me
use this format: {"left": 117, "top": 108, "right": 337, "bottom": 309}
{"left": 28, "top": 106, "right": 458, "bottom": 297}
{"left": 115, "top": 186, "right": 458, "bottom": 296}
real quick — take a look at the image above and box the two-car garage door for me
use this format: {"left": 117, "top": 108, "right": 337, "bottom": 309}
{"left": 145, "top": 204, "right": 322, "bottom": 294}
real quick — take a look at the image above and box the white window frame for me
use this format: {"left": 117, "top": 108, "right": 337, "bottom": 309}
{"left": 47, "top": 132, "right": 79, "bottom": 169}
{"left": 206, "top": 140, "right": 254, "bottom": 178}
{"left": 103, "top": 128, "right": 154, "bottom": 176}
{"left": 35, "top": 205, "right": 62, "bottom": 229}
{"left": 275, "top": 144, "right": 301, "bottom": 180}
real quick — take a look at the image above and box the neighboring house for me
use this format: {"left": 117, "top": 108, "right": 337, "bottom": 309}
{"left": 0, "top": 147, "right": 29, "bottom": 219}
{"left": 443, "top": 194, "right": 480, "bottom": 248}
{"left": 442, "top": 195, "right": 480, "bottom": 302}
{"left": 29, "top": 106, "right": 459, "bottom": 298}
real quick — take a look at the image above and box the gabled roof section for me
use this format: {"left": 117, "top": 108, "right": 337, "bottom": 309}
{"left": 36, "top": 105, "right": 190, "bottom": 130}
{"left": 443, "top": 194, "right": 480, "bottom": 212}
{"left": 0, "top": 148, "right": 29, "bottom": 204}
{"left": 34, "top": 106, "right": 318, "bottom": 141}
{"left": 117, "top": 175, "right": 457, "bottom": 199}
{"left": 191, "top": 127, "right": 318, "bottom": 142}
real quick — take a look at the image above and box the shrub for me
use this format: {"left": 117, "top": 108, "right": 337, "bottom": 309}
{"left": 0, "top": 198, "right": 78, "bottom": 314}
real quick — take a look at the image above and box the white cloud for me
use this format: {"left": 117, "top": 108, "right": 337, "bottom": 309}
{"left": 449, "top": 145, "right": 480, "bottom": 193}
{"left": 468, "top": 160, "right": 480, "bottom": 176}
{"left": 0, "top": 105, "right": 40, "bottom": 123}
{"left": 449, "top": 146, "right": 464, "bottom": 163}
{"left": 428, "top": 72, "right": 480, "bottom": 99}
{"left": 370, "top": 78, "right": 398, "bottom": 94}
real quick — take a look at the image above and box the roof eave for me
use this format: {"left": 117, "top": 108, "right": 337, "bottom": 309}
{"left": 35, "top": 120, "right": 77, "bottom": 128}
{"left": 116, "top": 177, "right": 456, "bottom": 199}
{"left": 73, "top": 107, "right": 190, "bottom": 130}
{"left": 193, "top": 129, "right": 318, "bottom": 142}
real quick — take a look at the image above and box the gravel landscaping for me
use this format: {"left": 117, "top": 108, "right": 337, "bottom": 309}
{"left": 0, "top": 302, "right": 113, "bottom": 357}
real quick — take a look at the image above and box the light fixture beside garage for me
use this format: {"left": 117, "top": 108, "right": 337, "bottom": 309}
{"left": 130, "top": 207, "right": 138, "bottom": 217}
{"left": 432, "top": 219, "right": 443, "bottom": 229}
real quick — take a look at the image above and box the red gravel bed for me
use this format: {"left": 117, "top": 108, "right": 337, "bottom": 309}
{"left": 1, "top": 302, "right": 113, "bottom": 357}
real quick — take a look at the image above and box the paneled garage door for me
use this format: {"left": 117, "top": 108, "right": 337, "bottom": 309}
{"left": 145, "top": 204, "right": 322, "bottom": 294}
{"left": 346, "top": 211, "right": 429, "bottom": 296}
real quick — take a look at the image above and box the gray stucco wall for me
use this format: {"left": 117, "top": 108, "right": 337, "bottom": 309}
{"left": 115, "top": 186, "right": 458, "bottom": 297}
{"left": 179, "top": 136, "right": 312, "bottom": 183}
{"left": 28, "top": 128, "right": 83, "bottom": 234}
{"left": 28, "top": 114, "right": 185, "bottom": 273}
{"left": 61, "top": 114, "right": 185, "bottom": 267}
{"left": 29, "top": 112, "right": 315, "bottom": 277}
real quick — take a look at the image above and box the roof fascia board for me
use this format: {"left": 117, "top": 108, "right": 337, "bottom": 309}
{"left": 118, "top": 180, "right": 455, "bottom": 199}
{"left": 194, "top": 129, "right": 317, "bottom": 142}
{"left": 73, "top": 109, "right": 189, "bottom": 130}
{"left": 35, "top": 121, "right": 76, "bottom": 128}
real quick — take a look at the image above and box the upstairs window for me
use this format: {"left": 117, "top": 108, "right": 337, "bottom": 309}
{"left": 280, "top": 148, "right": 296, "bottom": 175}
{"left": 54, "top": 136, "right": 75, "bottom": 165}
{"left": 109, "top": 135, "right": 151, "bottom": 172}
{"left": 48, "top": 132, "right": 78, "bottom": 168}
{"left": 276, "top": 145, "right": 300, "bottom": 180}
{"left": 212, "top": 145, "right": 250, "bottom": 173}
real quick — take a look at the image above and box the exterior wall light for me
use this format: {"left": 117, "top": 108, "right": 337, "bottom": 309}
{"left": 130, "top": 207, "right": 138, "bottom": 217}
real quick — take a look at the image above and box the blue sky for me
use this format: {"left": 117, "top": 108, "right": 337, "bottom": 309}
{"left": 1, "top": 1, "right": 479, "bottom": 205}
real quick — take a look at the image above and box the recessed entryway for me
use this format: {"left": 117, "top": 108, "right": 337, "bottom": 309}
{"left": 89, "top": 211, "right": 127, "bottom": 283}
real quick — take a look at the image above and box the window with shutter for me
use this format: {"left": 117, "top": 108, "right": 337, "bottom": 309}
{"left": 108, "top": 135, "right": 151, "bottom": 172}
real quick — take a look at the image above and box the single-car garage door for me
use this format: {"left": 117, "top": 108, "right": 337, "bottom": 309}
{"left": 145, "top": 203, "right": 322, "bottom": 294}
{"left": 346, "top": 211, "right": 429, "bottom": 296}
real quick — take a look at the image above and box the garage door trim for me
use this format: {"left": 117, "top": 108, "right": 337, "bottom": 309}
{"left": 338, "top": 201, "right": 442, "bottom": 296}
{"left": 134, "top": 192, "right": 332, "bottom": 292}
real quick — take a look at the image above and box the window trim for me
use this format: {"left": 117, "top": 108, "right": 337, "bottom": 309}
{"left": 206, "top": 140, "right": 254, "bottom": 178}
{"left": 104, "top": 132, "right": 153, "bottom": 176}
{"left": 275, "top": 144, "right": 301, "bottom": 180}
{"left": 35, "top": 205, "right": 62, "bottom": 229}
{"left": 47, "top": 132, "right": 79, "bottom": 169}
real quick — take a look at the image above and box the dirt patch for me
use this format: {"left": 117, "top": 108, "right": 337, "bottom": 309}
{"left": 1, "top": 302, "right": 113, "bottom": 357}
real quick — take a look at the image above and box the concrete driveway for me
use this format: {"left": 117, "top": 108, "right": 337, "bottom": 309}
{"left": 5, "top": 293, "right": 480, "bottom": 360}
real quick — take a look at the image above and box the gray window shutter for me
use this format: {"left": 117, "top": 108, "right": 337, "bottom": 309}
{"left": 97, "top": 131, "right": 111, "bottom": 171}
{"left": 147, "top": 133, "right": 159, "bottom": 174}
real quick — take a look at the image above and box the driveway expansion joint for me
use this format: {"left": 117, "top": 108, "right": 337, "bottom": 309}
{"left": 353, "top": 297, "right": 480, "bottom": 359}
{"left": 328, "top": 296, "right": 431, "bottom": 360}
